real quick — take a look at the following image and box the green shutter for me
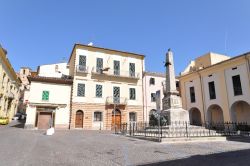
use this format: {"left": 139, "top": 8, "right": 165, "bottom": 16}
{"left": 42, "top": 91, "right": 49, "bottom": 101}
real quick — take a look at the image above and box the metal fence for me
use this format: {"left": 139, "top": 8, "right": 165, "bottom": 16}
{"left": 119, "top": 121, "right": 250, "bottom": 141}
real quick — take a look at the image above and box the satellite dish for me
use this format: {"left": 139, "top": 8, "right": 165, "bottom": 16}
{"left": 88, "top": 42, "right": 93, "bottom": 46}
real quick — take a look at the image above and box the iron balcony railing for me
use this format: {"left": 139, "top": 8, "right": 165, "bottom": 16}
{"left": 76, "top": 65, "right": 88, "bottom": 73}
{"left": 106, "top": 96, "right": 127, "bottom": 105}
{"left": 91, "top": 67, "right": 140, "bottom": 79}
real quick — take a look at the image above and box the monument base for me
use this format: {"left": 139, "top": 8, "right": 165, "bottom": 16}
{"left": 162, "top": 108, "right": 189, "bottom": 124}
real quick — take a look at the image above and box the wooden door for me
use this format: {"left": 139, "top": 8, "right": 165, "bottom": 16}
{"left": 75, "top": 111, "right": 83, "bottom": 128}
{"left": 112, "top": 115, "right": 121, "bottom": 130}
{"left": 37, "top": 112, "right": 52, "bottom": 129}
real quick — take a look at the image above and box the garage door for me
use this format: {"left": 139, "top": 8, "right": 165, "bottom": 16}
{"left": 37, "top": 112, "right": 52, "bottom": 129}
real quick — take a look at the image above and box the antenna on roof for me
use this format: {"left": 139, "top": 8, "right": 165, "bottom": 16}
{"left": 224, "top": 28, "right": 228, "bottom": 55}
{"left": 60, "top": 57, "right": 67, "bottom": 63}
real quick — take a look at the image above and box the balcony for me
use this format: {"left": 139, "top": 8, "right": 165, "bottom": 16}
{"left": 91, "top": 67, "right": 140, "bottom": 79}
{"left": 106, "top": 96, "right": 127, "bottom": 105}
{"left": 76, "top": 65, "right": 88, "bottom": 74}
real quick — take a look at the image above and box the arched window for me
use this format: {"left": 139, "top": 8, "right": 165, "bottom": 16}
{"left": 94, "top": 111, "right": 102, "bottom": 122}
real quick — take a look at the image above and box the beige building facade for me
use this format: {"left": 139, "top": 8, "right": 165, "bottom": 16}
{"left": 25, "top": 77, "right": 72, "bottom": 129}
{"left": 68, "top": 44, "right": 145, "bottom": 130}
{"left": 0, "top": 45, "right": 20, "bottom": 120}
{"left": 143, "top": 72, "right": 165, "bottom": 122}
{"left": 178, "top": 52, "right": 250, "bottom": 125}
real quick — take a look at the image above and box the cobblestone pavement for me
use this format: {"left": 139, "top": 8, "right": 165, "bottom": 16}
{"left": 0, "top": 121, "right": 250, "bottom": 166}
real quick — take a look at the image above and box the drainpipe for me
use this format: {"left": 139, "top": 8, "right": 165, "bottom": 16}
{"left": 245, "top": 55, "right": 250, "bottom": 88}
{"left": 141, "top": 60, "right": 145, "bottom": 123}
{"left": 223, "top": 69, "right": 231, "bottom": 122}
{"left": 198, "top": 72, "right": 206, "bottom": 123}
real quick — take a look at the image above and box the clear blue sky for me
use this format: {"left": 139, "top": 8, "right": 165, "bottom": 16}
{"left": 0, "top": 0, "right": 250, "bottom": 75}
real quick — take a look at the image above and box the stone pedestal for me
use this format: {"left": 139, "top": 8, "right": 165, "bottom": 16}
{"left": 162, "top": 95, "right": 189, "bottom": 124}
{"left": 162, "top": 108, "right": 189, "bottom": 124}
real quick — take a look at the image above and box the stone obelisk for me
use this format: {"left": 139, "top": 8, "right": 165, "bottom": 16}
{"left": 162, "top": 49, "right": 189, "bottom": 123}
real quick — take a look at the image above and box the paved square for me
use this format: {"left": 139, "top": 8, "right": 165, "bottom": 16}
{"left": 1, "top": 121, "right": 250, "bottom": 166}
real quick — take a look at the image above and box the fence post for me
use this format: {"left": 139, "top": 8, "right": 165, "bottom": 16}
{"left": 126, "top": 123, "right": 128, "bottom": 135}
{"left": 161, "top": 123, "right": 163, "bottom": 138}
{"left": 129, "top": 122, "right": 132, "bottom": 136}
{"left": 209, "top": 122, "right": 211, "bottom": 136}
{"left": 133, "top": 122, "right": 135, "bottom": 136}
{"left": 185, "top": 121, "right": 188, "bottom": 138}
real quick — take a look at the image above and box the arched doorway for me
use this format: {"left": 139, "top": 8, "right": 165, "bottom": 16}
{"left": 231, "top": 101, "right": 250, "bottom": 123}
{"left": 189, "top": 108, "right": 202, "bottom": 126}
{"left": 75, "top": 110, "right": 83, "bottom": 128}
{"left": 207, "top": 105, "right": 224, "bottom": 124}
{"left": 112, "top": 109, "right": 121, "bottom": 130}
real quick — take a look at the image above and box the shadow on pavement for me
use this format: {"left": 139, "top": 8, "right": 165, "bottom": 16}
{"left": 9, "top": 119, "right": 26, "bottom": 129}
{"left": 139, "top": 149, "right": 250, "bottom": 166}
{"left": 226, "top": 136, "right": 250, "bottom": 143}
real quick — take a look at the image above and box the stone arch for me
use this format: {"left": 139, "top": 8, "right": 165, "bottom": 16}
{"left": 230, "top": 100, "right": 250, "bottom": 123}
{"left": 189, "top": 107, "right": 202, "bottom": 126}
{"left": 207, "top": 104, "right": 224, "bottom": 124}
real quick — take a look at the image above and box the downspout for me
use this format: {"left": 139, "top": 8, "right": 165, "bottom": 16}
{"left": 69, "top": 53, "right": 76, "bottom": 130}
{"left": 223, "top": 69, "right": 231, "bottom": 122}
{"left": 141, "top": 60, "right": 145, "bottom": 123}
{"left": 198, "top": 72, "right": 206, "bottom": 123}
{"left": 245, "top": 55, "right": 250, "bottom": 88}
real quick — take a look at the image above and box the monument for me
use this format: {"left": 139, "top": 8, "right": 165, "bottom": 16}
{"left": 162, "top": 49, "right": 189, "bottom": 123}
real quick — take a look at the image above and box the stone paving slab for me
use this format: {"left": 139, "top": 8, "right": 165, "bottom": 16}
{"left": 0, "top": 121, "right": 250, "bottom": 166}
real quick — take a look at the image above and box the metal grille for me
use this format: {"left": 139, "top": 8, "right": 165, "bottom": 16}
{"left": 79, "top": 55, "right": 86, "bottom": 66}
{"left": 96, "top": 84, "right": 102, "bottom": 98}
{"left": 96, "top": 58, "right": 103, "bottom": 73}
{"left": 113, "top": 86, "right": 120, "bottom": 103}
{"left": 77, "top": 83, "right": 85, "bottom": 97}
{"left": 129, "top": 88, "right": 136, "bottom": 100}
{"left": 42, "top": 91, "right": 49, "bottom": 101}
{"left": 129, "top": 63, "right": 135, "bottom": 77}
{"left": 129, "top": 112, "right": 136, "bottom": 122}
{"left": 94, "top": 112, "right": 102, "bottom": 121}
{"left": 113, "top": 60, "right": 120, "bottom": 76}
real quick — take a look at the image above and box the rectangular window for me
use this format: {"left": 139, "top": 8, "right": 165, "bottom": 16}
{"left": 79, "top": 55, "right": 86, "bottom": 66}
{"left": 190, "top": 86, "right": 196, "bottom": 103}
{"left": 113, "top": 86, "right": 120, "bottom": 103}
{"left": 150, "top": 78, "right": 155, "bottom": 85}
{"left": 208, "top": 81, "right": 216, "bottom": 99}
{"left": 77, "top": 83, "right": 85, "bottom": 97}
{"left": 129, "top": 63, "right": 135, "bottom": 77}
{"left": 42, "top": 91, "right": 49, "bottom": 101}
{"left": 151, "top": 93, "right": 156, "bottom": 102}
{"left": 232, "top": 75, "right": 243, "bottom": 96}
{"left": 78, "top": 55, "right": 86, "bottom": 71}
{"left": 114, "top": 60, "right": 120, "bottom": 76}
{"left": 129, "top": 112, "right": 136, "bottom": 122}
{"left": 94, "top": 112, "right": 102, "bottom": 122}
{"left": 129, "top": 88, "right": 136, "bottom": 100}
{"left": 96, "top": 84, "right": 103, "bottom": 98}
{"left": 96, "top": 58, "right": 103, "bottom": 73}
